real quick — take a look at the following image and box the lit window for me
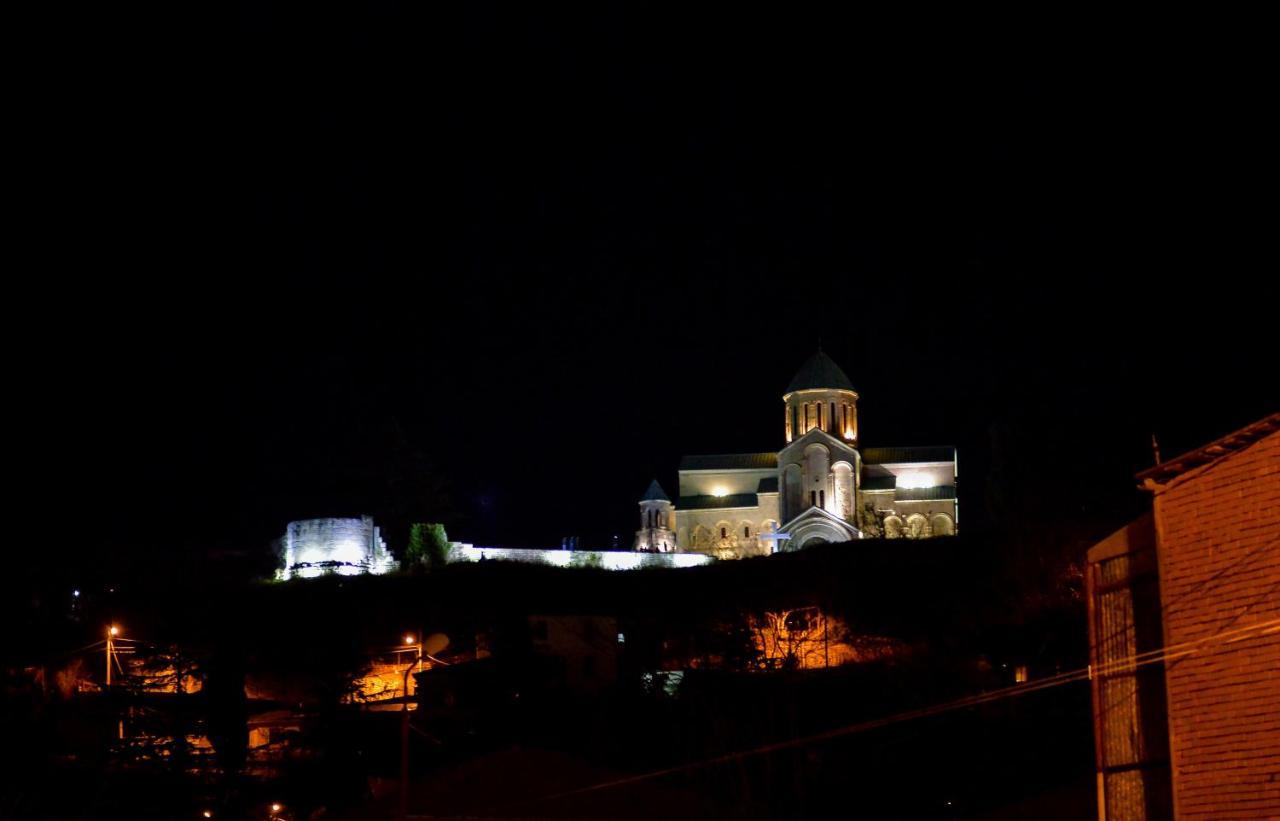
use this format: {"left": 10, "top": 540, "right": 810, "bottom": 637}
{"left": 617, "top": 632, "right": 625, "bottom": 643}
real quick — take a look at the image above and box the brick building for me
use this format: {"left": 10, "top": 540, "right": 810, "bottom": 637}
{"left": 1087, "top": 413, "right": 1279, "bottom": 819}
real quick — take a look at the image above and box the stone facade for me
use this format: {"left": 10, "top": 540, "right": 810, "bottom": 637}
{"left": 275, "top": 515, "right": 397, "bottom": 579}
{"left": 634, "top": 480, "right": 677, "bottom": 552}
{"left": 636, "top": 352, "right": 958, "bottom": 558}
{"left": 673, "top": 492, "right": 780, "bottom": 560}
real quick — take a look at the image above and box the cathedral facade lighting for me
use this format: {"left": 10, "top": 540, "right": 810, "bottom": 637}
{"left": 635, "top": 351, "right": 958, "bottom": 558}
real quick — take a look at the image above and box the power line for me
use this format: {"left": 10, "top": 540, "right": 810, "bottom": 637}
{"left": 495, "top": 616, "right": 1279, "bottom": 812}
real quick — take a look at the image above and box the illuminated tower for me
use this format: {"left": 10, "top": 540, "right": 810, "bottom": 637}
{"left": 634, "top": 479, "right": 676, "bottom": 552}
{"left": 777, "top": 351, "right": 862, "bottom": 542}
{"left": 782, "top": 349, "right": 859, "bottom": 446}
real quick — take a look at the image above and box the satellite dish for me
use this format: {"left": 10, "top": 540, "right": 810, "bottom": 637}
{"left": 422, "top": 633, "right": 450, "bottom": 657}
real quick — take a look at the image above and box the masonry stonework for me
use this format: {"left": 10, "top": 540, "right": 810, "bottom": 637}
{"left": 635, "top": 352, "right": 957, "bottom": 557}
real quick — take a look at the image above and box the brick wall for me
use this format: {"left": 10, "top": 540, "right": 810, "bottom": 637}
{"left": 1152, "top": 429, "right": 1279, "bottom": 818}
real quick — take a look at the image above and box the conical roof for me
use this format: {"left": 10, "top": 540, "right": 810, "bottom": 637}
{"left": 786, "top": 350, "right": 855, "bottom": 393}
{"left": 640, "top": 479, "right": 669, "bottom": 502}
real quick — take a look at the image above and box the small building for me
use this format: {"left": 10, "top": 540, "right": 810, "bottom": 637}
{"left": 1087, "top": 412, "right": 1279, "bottom": 819}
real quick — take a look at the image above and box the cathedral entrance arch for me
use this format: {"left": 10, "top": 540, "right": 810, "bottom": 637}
{"left": 782, "top": 507, "right": 860, "bottom": 551}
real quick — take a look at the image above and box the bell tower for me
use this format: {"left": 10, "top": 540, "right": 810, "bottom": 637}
{"left": 634, "top": 479, "right": 675, "bottom": 552}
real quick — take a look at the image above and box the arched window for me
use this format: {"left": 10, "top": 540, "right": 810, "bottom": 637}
{"left": 720, "top": 526, "right": 727, "bottom": 539}
{"left": 743, "top": 525, "right": 750, "bottom": 538}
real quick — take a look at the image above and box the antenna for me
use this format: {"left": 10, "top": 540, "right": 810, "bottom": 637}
{"left": 1151, "top": 433, "right": 1162, "bottom": 465}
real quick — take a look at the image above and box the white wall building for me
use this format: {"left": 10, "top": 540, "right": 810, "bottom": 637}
{"left": 635, "top": 351, "right": 958, "bottom": 558}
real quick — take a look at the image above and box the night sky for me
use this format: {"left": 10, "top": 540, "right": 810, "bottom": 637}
{"left": 19, "top": 11, "right": 1274, "bottom": 582}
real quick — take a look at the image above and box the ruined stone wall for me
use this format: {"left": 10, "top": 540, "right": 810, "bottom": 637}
{"left": 277, "top": 515, "right": 396, "bottom": 579}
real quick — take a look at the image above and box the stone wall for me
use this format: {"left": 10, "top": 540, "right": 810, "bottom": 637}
{"left": 678, "top": 467, "right": 775, "bottom": 498}
{"left": 276, "top": 516, "right": 397, "bottom": 580}
{"left": 880, "top": 500, "right": 957, "bottom": 539}
{"left": 449, "top": 544, "right": 713, "bottom": 570}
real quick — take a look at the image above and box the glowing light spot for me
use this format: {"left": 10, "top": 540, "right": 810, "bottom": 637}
{"left": 109, "top": 626, "right": 119, "bottom": 636}
{"left": 711, "top": 487, "right": 729, "bottom": 498}
{"left": 404, "top": 634, "right": 416, "bottom": 645}
{"left": 896, "top": 473, "right": 936, "bottom": 489}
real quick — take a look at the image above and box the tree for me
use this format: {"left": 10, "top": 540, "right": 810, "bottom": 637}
{"left": 405, "top": 522, "right": 452, "bottom": 569}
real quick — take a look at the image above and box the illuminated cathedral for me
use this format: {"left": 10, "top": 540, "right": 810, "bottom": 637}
{"left": 635, "top": 351, "right": 957, "bottom": 558}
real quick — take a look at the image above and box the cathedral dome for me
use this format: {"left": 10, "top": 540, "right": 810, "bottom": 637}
{"left": 786, "top": 350, "right": 855, "bottom": 394}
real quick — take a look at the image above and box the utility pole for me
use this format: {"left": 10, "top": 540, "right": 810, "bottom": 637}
{"left": 399, "top": 635, "right": 422, "bottom": 821}
{"left": 106, "top": 625, "right": 124, "bottom": 739}
{"left": 106, "top": 626, "right": 117, "bottom": 687}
